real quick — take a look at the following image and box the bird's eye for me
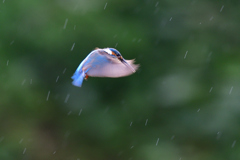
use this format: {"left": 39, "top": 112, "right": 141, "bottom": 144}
{"left": 111, "top": 51, "right": 117, "bottom": 56}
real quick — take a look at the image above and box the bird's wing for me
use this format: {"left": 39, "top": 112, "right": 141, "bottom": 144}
{"left": 86, "top": 50, "right": 139, "bottom": 78}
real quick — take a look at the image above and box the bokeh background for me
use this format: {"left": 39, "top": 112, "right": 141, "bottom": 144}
{"left": 1, "top": 0, "right": 240, "bottom": 159}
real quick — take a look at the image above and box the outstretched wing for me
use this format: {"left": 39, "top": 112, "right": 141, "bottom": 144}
{"left": 86, "top": 50, "right": 139, "bottom": 78}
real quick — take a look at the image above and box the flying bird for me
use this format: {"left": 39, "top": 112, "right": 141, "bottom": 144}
{"left": 72, "top": 48, "right": 139, "bottom": 87}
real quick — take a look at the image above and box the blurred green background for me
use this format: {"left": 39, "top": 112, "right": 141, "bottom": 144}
{"left": 1, "top": 0, "right": 240, "bottom": 159}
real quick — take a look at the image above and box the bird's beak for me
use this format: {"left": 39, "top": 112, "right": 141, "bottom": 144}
{"left": 119, "top": 57, "right": 136, "bottom": 73}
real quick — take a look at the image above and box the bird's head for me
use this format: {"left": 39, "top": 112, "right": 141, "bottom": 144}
{"left": 103, "top": 48, "right": 136, "bottom": 73}
{"left": 103, "top": 48, "right": 122, "bottom": 59}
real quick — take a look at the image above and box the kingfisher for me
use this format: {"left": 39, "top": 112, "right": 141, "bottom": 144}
{"left": 72, "top": 48, "right": 139, "bottom": 87}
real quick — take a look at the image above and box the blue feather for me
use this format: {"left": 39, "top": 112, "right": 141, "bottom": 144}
{"left": 72, "top": 71, "right": 85, "bottom": 87}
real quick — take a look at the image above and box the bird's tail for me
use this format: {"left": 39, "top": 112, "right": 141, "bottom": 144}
{"left": 71, "top": 71, "right": 85, "bottom": 87}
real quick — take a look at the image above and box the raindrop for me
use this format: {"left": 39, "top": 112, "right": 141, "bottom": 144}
{"left": 78, "top": 109, "right": 82, "bottom": 116}
{"left": 169, "top": 17, "right": 172, "bottom": 21}
{"left": 10, "top": 41, "right": 14, "bottom": 45}
{"left": 64, "top": 94, "right": 70, "bottom": 103}
{"left": 104, "top": 107, "right": 109, "bottom": 113}
{"left": 156, "top": 138, "right": 159, "bottom": 146}
{"left": 171, "top": 135, "right": 175, "bottom": 140}
{"left": 145, "top": 119, "right": 148, "bottom": 126}
{"left": 23, "top": 148, "right": 26, "bottom": 154}
{"left": 220, "top": 5, "right": 224, "bottom": 12}
{"left": 3, "top": 0, "right": 5, "bottom": 3}
{"left": 197, "top": 108, "right": 200, "bottom": 112}
{"left": 63, "top": 18, "right": 68, "bottom": 29}
{"left": 199, "top": 22, "right": 202, "bottom": 24}
{"left": 6, "top": 60, "right": 9, "bottom": 66}
{"left": 21, "top": 79, "right": 26, "bottom": 85}
{"left": 19, "top": 138, "right": 24, "bottom": 144}
{"left": 130, "top": 121, "right": 133, "bottom": 127}
{"left": 117, "top": 151, "right": 123, "bottom": 156}
{"left": 104, "top": 2, "right": 107, "bottom": 10}
{"left": 209, "top": 87, "right": 213, "bottom": 93}
{"left": 67, "top": 111, "right": 72, "bottom": 115}
{"left": 71, "top": 43, "right": 75, "bottom": 51}
{"left": 63, "top": 68, "right": 67, "bottom": 74}
{"left": 216, "top": 131, "right": 222, "bottom": 140}
{"left": 209, "top": 16, "right": 214, "bottom": 21}
{"left": 74, "top": 25, "right": 76, "bottom": 30}
{"left": 46, "top": 91, "right": 50, "bottom": 101}
{"left": 137, "top": 39, "right": 142, "bottom": 43}
{"left": 232, "top": 140, "right": 236, "bottom": 148}
{"left": 30, "top": 79, "right": 32, "bottom": 84}
{"left": 65, "top": 131, "right": 71, "bottom": 137}
{"left": 0, "top": 136, "right": 4, "bottom": 143}
{"left": 56, "top": 76, "right": 59, "bottom": 82}
{"left": 130, "top": 146, "right": 134, "bottom": 149}
{"left": 184, "top": 51, "right": 188, "bottom": 59}
{"left": 155, "top": 2, "right": 159, "bottom": 7}
{"left": 53, "top": 151, "right": 56, "bottom": 154}
{"left": 206, "top": 52, "right": 212, "bottom": 62}
{"left": 115, "top": 43, "right": 118, "bottom": 48}
{"left": 229, "top": 86, "right": 233, "bottom": 94}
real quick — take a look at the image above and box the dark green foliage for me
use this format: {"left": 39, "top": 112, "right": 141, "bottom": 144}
{"left": 1, "top": 0, "right": 240, "bottom": 159}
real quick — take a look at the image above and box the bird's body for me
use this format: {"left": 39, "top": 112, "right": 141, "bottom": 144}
{"left": 72, "top": 48, "right": 139, "bottom": 87}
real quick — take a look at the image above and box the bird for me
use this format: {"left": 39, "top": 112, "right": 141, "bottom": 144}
{"left": 72, "top": 47, "right": 139, "bottom": 87}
